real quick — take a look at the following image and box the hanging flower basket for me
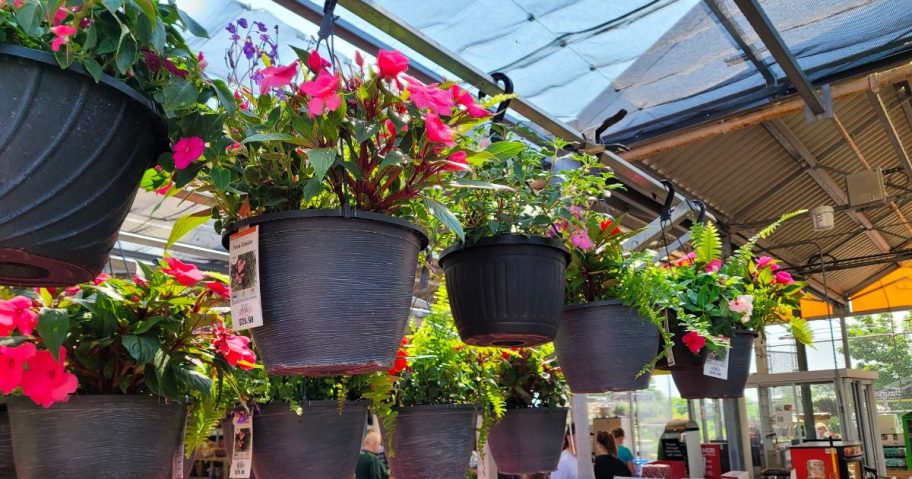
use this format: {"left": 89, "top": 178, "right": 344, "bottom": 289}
{"left": 223, "top": 210, "right": 427, "bottom": 375}
{"left": 0, "top": 402, "right": 14, "bottom": 478}
{"left": 252, "top": 401, "right": 367, "bottom": 479}
{"left": 671, "top": 330, "right": 756, "bottom": 399}
{"left": 439, "top": 235, "right": 569, "bottom": 347}
{"left": 0, "top": 46, "right": 166, "bottom": 287}
{"left": 556, "top": 300, "right": 661, "bottom": 393}
{"left": 488, "top": 407, "right": 568, "bottom": 475}
{"left": 7, "top": 395, "right": 185, "bottom": 478}
{"left": 655, "top": 310, "right": 706, "bottom": 371}
{"left": 381, "top": 404, "right": 477, "bottom": 479}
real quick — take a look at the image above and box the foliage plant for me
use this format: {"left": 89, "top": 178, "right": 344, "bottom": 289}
{"left": 493, "top": 343, "right": 568, "bottom": 410}
{"left": 0, "top": 1, "right": 235, "bottom": 193}
{"left": 373, "top": 287, "right": 505, "bottom": 454}
{"left": 663, "top": 210, "right": 812, "bottom": 356}
{"left": 0, "top": 258, "right": 256, "bottom": 453}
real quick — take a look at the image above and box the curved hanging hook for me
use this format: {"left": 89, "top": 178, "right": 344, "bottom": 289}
{"left": 477, "top": 72, "right": 514, "bottom": 124}
{"left": 690, "top": 199, "right": 706, "bottom": 223}
{"left": 660, "top": 180, "right": 676, "bottom": 222}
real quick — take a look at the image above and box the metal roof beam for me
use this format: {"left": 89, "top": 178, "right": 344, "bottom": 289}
{"left": 866, "top": 79, "right": 912, "bottom": 177}
{"left": 732, "top": 0, "right": 826, "bottom": 115}
{"left": 118, "top": 232, "right": 228, "bottom": 261}
{"left": 705, "top": 0, "right": 775, "bottom": 87}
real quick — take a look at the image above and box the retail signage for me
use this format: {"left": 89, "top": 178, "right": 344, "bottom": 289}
{"left": 702, "top": 443, "right": 723, "bottom": 479}
{"left": 229, "top": 414, "right": 253, "bottom": 478}
{"left": 703, "top": 338, "right": 730, "bottom": 379}
{"left": 229, "top": 226, "right": 263, "bottom": 331}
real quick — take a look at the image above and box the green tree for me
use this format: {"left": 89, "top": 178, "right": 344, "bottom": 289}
{"left": 844, "top": 314, "right": 912, "bottom": 390}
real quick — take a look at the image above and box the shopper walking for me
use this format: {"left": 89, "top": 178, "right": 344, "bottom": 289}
{"left": 552, "top": 425, "right": 578, "bottom": 479}
{"left": 611, "top": 427, "right": 636, "bottom": 475}
{"left": 594, "top": 431, "right": 629, "bottom": 479}
{"left": 356, "top": 431, "right": 389, "bottom": 479}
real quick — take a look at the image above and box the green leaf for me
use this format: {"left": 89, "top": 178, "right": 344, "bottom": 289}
{"left": 102, "top": 0, "right": 125, "bottom": 14}
{"left": 452, "top": 178, "right": 514, "bottom": 191}
{"left": 790, "top": 317, "right": 814, "bottom": 346}
{"left": 155, "top": 78, "right": 198, "bottom": 114}
{"left": 37, "top": 309, "right": 69, "bottom": 361}
{"left": 307, "top": 148, "right": 337, "bottom": 180}
{"left": 82, "top": 23, "right": 98, "bottom": 50}
{"left": 132, "top": 0, "right": 157, "bottom": 26}
{"left": 210, "top": 167, "right": 230, "bottom": 192}
{"left": 241, "top": 133, "right": 301, "bottom": 144}
{"left": 485, "top": 141, "right": 526, "bottom": 160}
{"left": 379, "top": 150, "right": 409, "bottom": 170}
{"left": 177, "top": 8, "right": 209, "bottom": 38}
{"left": 301, "top": 178, "right": 323, "bottom": 201}
{"left": 166, "top": 210, "right": 211, "bottom": 250}
{"left": 211, "top": 79, "right": 237, "bottom": 116}
{"left": 352, "top": 119, "right": 380, "bottom": 143}
{"left": 15, "top": 2, "right": 42, "bottom": 36}
{"left": 83, "top": 58, "right": 103, "bottom": 83}
{"left": 692, "top": 222, "right": 722, "bottom": 264}
{"left": 115, "top": 34, "right": 137, "bottom": 75}
{"left": 122, "top": 334, "right": 159, "bottom": 363}
{"left": 174, "top": 366, "right": 212, "bottom": 394}
{"left": 424, "top": 197, "right": 464, "bottom": 240}
{"left": 465, "top": 151, "right": 496, "bottom": 167}
{"left": 132, "top": 316, "right": 164, "bottom": 335}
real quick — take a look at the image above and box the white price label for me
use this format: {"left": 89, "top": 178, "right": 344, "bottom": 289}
{"left": 229, "top": 415, "right": 253, "bottom": 479}
{"left": 229, "top": 226, "right": 263, "bottom": 331}
{"left": 703, "top": 338, "right": 731, "bottom": 380}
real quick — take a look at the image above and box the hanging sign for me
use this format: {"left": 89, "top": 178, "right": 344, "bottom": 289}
{"left": 229, "top": 226, "right": 263, "bottom": 330}
{"left": 703, "top": 338, "right": 731, "bottom": 379}
{"left": 229, "top": 414, "right": 253, "bottom": 478}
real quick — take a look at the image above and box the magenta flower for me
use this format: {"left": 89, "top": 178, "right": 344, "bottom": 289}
{"left": 212, "top": 322, "right": 255, "bottom": 370}
{"left": 257, "top": 61, "right": 299, "bottom": 95}
{"left": 756, "top": 256, "right": 780, "bottom": 272}
{"left": 307, "top": 50, "right": 330, "bottom": 72}
{"left": 206, "top": 281, "right": 231, "bottom": 300}
{"left": 675, "top": 251, "right": 696, "bottom": 267}
{"left": 133, "top": 274, "right": 149, "bottom": 288}
{"left": 50, "top": 25, "right": 77, "bottom": 52}
{"left": 0, "top": 342, "right": 36, "bottom": 394}
{"left": 376, "top": 50, "right": 409, "bottom": 79}
{"left": 451, "top": 85, "right": 491, "bottom": 118}
{"left": 773, "top": 271, "right": 795, "bottom": 285}
{"left": 20, "top": 348, "right": 78, "bottom": 408}
{"left": 682, "top": 331, "right": 706, "bottom": 354}
{"left": 424, "top": 113, "right": 455, "bottom": 146}
{"left": 705, "top": 259, "right": 722, "bottom": 273}
{"left": 570, "top": 228, "right": 594, "bottom": 250}
{"left": 172, "top": 137, "right": 205, "bottom": 170}
{"left": 443, "top": 151, "right": 469, "bottom": 172}
{"left": 161, "top": 257, "right": 204, "bottom": 286}
{"left": 156, "top": 180, "right": 174, "bottom": 196}
{"left": 0, "top": 296, "right": 37, "bottom": 336}
{"left": 408, "top": 82, "right": 455, "bottom": 116}
{"left": 93, "top": 273, "right": 111, "bottom": 285}
{"left": 299, "top": 70, "right": 342, "bottom": 118}
{"left": 51, "top": 7, "right": 68, "bottom": 26}
{"left": 197, "top": 51, "right": 208, "bottom": 70}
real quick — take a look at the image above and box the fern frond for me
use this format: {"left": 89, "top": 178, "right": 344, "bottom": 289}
{"left": 693, "top": 221, "right": 722, "bottom": 264}
{"left": 734, "top": 210, "right": 806, "bottom": 264}
{"left": 790, "top": 317, "right": 814, "bottom": 346}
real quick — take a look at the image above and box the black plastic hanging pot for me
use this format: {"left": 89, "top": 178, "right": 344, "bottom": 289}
{"left": 252, "top": 401, "right": 367, "bottom": 479}
{"left": 488, "top": 407, "right": 568, "bottom": 475}
{"left": 556, "top": 300, "right": 661, "bottom": 393}
{"left": 671, "top": 330, "right": 756, "bottom": 399}
{"left": 0, "top": 45, "right": 167, "bottom": 287}
{"left": 439, "top": 235, "right": 569, "bottom": 347}
{"left": 222, "top": 210, "right": 428, "bottom": 375}
{"left": 0, "top": 402, "right": 14, "bottom": 479}
{"left": 381, "top": 404, "right": 477, "bottom": 479}
{"left": 655, "top": 309, "right": 706, "bottom": 371}
{"left": 7, "top": 395, "right": 185, "bottom": 479}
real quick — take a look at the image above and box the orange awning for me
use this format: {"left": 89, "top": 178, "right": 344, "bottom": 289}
{"left": 849, "top": 262, "right": 912, "bottom": 315}
{"left": 801, "top": 295, "right": 834, "bottom": 320}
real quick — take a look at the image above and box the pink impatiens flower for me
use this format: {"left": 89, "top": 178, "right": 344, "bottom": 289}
{"left": 197, "top": 51, "right": 208, "bottom": 70}
{"left": 212, "top": 322, "right": 255, "bottom": 370}
{"left": 172, "top": 137, "right": 205, "bottom": 170}
{"left": 20, "top": 348, "right": 78, "bottom": 408}
{"left": 705, "top": 259, "right": 722, "bottom": 273}
{"left": 376, "top": 49, "right": 409, "bottom": 79}
{"left": 0, "top": 296, "right": 38, "bottom": 336}
{"left": 682, "top": 331, "right": 706, "bottom": 354}
{"left": 451, "top": 85, "right": 491, "bottom": 118}
{"left": 156, "top": 180, "right": 174, "bottom": 196}
{"left": 773, "top": 271, "right": 795, "bottom": 285}
{"left": 133, "top": 274, "right": 149, "bottom": 288}
{"left": 52, "top": 7, "right": 68, "bottom": 26}
{"left": 161, "top": 257, "right": 204, "bottom": 286}
{"left": 443, "top": 151, "right": 469, "bottom": 172}
{"left": 756, "top": 256, "right": 780, "bottom": 272}
{"left": 307, "top": 50, "right": 330, "bottom": 72}
{"left": 206, "top": 281, "right": 231, "bottom": 300}
{"left": 299, "top": 70, "right": 342, "bottom": 118}
{"left": 50, "top": 25, "right": 77, "bottom": 52}
{"left": 675, "top": 251, "right": 696, "bottom": 267}
{"left": 93, "top": 273, "right": 111, "bottom": 285}
{"left": 0, "top": 342, "right": 36, "bottom": 394}
{"left": 408, "top": 81, "right": 455, "bottom": 116}
{"left": 570, "top": 228, "right": 594, "bottom": 251}
{"left": 258, "top": 61, "right": 299, "bottom": 95}
{"left": 424, "top": 113, "right": 455, "bottom": 146}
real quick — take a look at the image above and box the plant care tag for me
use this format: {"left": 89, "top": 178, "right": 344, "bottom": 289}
{"left": 229, "top": 414, "right": 253, "bottom": 478}
{"left": 703, "top": 338, "right": 731, "bottom": 380}
{"left": 229, "top": 226, "right": 263, "bottom": 330}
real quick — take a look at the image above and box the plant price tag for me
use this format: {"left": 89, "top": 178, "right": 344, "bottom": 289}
{"left": 229, "top": 226, "right": 263, "bottom": 330}
{"left": 229, "top": 415, "right": 253, "bottom": 478}
{"left": 703, "top": 338, "right": 731, "bottom": 380}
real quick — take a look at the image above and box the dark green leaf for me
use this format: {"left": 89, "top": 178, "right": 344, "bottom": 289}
{"left": 132, "top": 0, "right": 157, "bottom": 26}
{"left": 289, "top": 45, "right": 311, "bottom": 64}
{"left": 353, "top": 119, "right": 380, "bottom": 143}
{"left": 241, "top": 133, "right": 300, "bottom": 144}
{"left": 83, "top": 58, "right": 103, "bottom": 83}
{"left": 122, "top": 334, "right": 159, "bottom": 363}
{"left": 37, "top": 309, "right": 69, "bottom": 361}
{"left": 132, "top": 316, "right": 164, "bottom": 335}
{"left": 485, "top": 141, "right": 526, "bottom": 160}
{"left": 379, "top": 150, "right": 409, "bottom": 170}
{"left": 174, "top": 366, "right": 212, "bottom": 394}
{"left": 115, "top": 34, "right": 136, "bottom": 75}
{"left": 210, "top": 167, "right": 230, "bottom": 192}
{"left": 166, "top": 210, "right": 211, "bottom": 250}
{"left": 15, "top": 2, "right": 42, "bottom": 36}
{"left": 307, "top": 148, "right": 336, "bottom": 180}
{"left": 211, "top": 79, "right": 237, "bottom": 116}
{"left": 102, "top": 0, "right": 125, "bottom": 15}
{"left": 424, "top": 197, "right": 464, "bottom": 240}
{"left": 177, "top": 8, "right": 208, "bottom": 38}
{"left": 83, "top": 23, "right": 98, "bottom": 50}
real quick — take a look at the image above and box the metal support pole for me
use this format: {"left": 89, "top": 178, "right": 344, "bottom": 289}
{"left": 723, "top": 398, "right": 754, "bottom": 472}
{"left": 839, "top": 316, "right": 852, "bottom": 368}
{"left": 796, "top": 342, "right": 816, "bottom": 439}
{"left": 573, "top": 394, "right": 596, "bottom": 479}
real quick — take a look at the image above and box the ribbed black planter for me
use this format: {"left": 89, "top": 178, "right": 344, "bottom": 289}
{"left": 223, "top": 210, "right": 428, "bottom": 375}
{"left": 671, "top": 330, "right": 756, "bottom": 399}
{"left": 655, "top": 310, "right": 705, "bottom": 371}
{"left": 0, "top": 403, "right": 14, "bottom": 479}
{"left": 439, "top": 235, "right": 569, "bottom": 347}
{"left": 0, "top": 45, "right": 166, "bottom": 287}
{"left": 488, "top": 407, "right": 568, "bottom": 475}
{"left": 7, "top": 395, "right": 185, "bottom": 479}
{"left": 252, "top": 401, "right": 367, "bottom": 478}
{"left": 381, "top": 404, "right": 477, "bottom": 479}
{"left": 556, "top": 300, "right": 661, "bottom": 393}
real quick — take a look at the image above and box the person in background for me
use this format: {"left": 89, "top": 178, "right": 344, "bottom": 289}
{"left": 552, "top": 424, "right": 578, "bottom": 479}
{"left": 594, "top": 431, "right": 630, "bottom": 479}
{"left": 611, "top": 427, "right": 636, "bottom": 475}
{"left": 356, "top": 430, "right": 389, "bottom": 479}
{"left": 816, "top": 422, "right": 832, "bottom": 439}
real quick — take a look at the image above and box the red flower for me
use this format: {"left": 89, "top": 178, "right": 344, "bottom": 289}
{"left": 600, "top": 220, "right": 621, "bottom": 236}
{"left": 424, "top": 113, "right": 455, "bottom": 146}
{"left": 64, "top": 286, "right": 81, "bottom": 296}
{"left": 212, "top": 322, "right": 256, "bottom": 370}
{"left": 443, "top": 151, "right": 470, "bottom": 172}
{"left": 299, "top": 71, "right": 342, "bottom": 118}
{"left": 0, "top": 296, "right": 38, "bottom": 336}
{"left": 682, "top": 331, "right": 706, "bottom": 355}
{"left": 0, "top": 342, "right": 36, "bottom": 394}
{"left": 155, "top": 180, "right": 173, "bottom": 196}
{"left": 376, "top": 49, "right": 409, "bottom": 79}
{"left": 93, "top": 273, "right": 111, "bottom": 285}
{"left": 675, "top": 252, "right": 696, "bottom": 267}
{"left": 20, "top": 348, "right": 78, "bottom": 408}
{"left": 172, "top": 137, "right": 205, "bottom": 170}
{"left": 161, "top": 257, "right": 204, "bottom": 286}
{"left": 258, "top": 61, "right": 299, "bottom": 95}
{"left": 206, "top": 281, "right": 231, "bottom": 300}
{"left": 307, "top": 50, "right": 331, "bottom": 72}
{"left": 387, "top": 337, "right": 409, "bottom": 375}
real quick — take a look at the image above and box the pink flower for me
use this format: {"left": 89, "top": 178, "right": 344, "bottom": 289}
{"left": 93, "top": 273, "right": 111, "bottom": 285}
{"left": 172, "top": 137, "right": 205, "bottom": 170}
{"left": 376, "top": 50, "right": 409, "bottom": 79}
{"left": 307, "top": 50, "right": 330, "bottom": 72}
{"left": 155, "top": 180, "right": 173, "bottom": 196}
{"left": 705, "top": 259, "right": 722, "bottom": 273}
{"left": 570, "top": 228, "right": 594, "bottom": 250}
{"left": 443, "top": 151, "right": 469, "bottom": 172}
{"left": 451, "top": 85, "right": 491, "bottom": 118}
{"left": 20, "top": 348, "right": 78, "bottom": 408}
{"left": 161, "top": 257, "right": 204, "bottom": 286}
{"left": 773, "top": 271, "right": 795, "bottom": 285}
{"left": 299, "top": 71, "right": 342, "bottom": 118}
{"left": 50, "top": 25, "right": 77, "bottom": 52}
{"left": 197, "top": 51, "right": 208, "bottom": 70}
{"left": 675, "top": 252, "right": 696, "bottom": 267}
{"left": 0, "top": 296, "right": 38, "bottom": 336}
{"left": 212, "top": 322, "right": 255, "bottom": 370}
{"left": 408, "top": 82, "right": 455, "bottom": 116}
{"left": 133, "top": 274, "right": 149, "bottom": 288}
{"left": 756, "top": 256, "right": 780, "bottom": 272}
{"left": 682, "top": 331, "right": 706, "bottom": 355}
{"left": 568, "top": 205, "right": 584, "bottom": 220}
{"left": 354, "top": 50, "right": 365, "bottom": 67}
{"left": 728, "top": 294, "right": 754, "bottom": 323}
{"left": 226, "top": 141, "right": 242, "bottom": 153}
{"left": 206, "top": 281, "right": 230, "bottom": 300}
{"left": 52, "top": 8, "right": 68, "bottom": 26}
{"left": 0, "top": 342, "right": 36, "bottom": 394}
{"left": 424, "top": 113, "right": 455, "bottom": 146}
{"left": 64, "top": 286, "right": 81, "bottom": 296}
{"left": 258, "top": 61, "right": 298, "bottom": 95}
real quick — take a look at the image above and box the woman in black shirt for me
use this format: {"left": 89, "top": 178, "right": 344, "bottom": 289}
{"left": 594, "top": 431, "right": 631, "bottom": 479}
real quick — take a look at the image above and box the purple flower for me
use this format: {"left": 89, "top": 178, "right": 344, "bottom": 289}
{"left": 276, "top": 89, "right": 287, "bottom": 100}
{"left": 226, "top": 23, "right": 237, "bottom": 34}
{"left": 237, "top": 18, "right": 248, "bottom": 28}
{"left": 243, "top": 38, "right": 256, "bottom": 59}
{"left": 255, "top": 21, "right": 267, "bottom": 32}
{"left": 251, "top": 71, "right": 264, "bottom": 84}
{"left": 260, "top": 34, "right": 271, "bottom": 42}
{"left": 230, "top": 34, "right": 240, "bottom": 41}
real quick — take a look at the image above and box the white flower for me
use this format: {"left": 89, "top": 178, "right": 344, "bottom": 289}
{"left": 729, "top": 294, "right": 754, "bottom": 323}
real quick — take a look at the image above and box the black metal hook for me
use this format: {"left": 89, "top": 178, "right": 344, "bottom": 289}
{"left": 660, "top": 180, "right": 675, "bottom": 222}
{"left": 317, "top": 0, "right": 338, "bottom": 44}
{"left": 478, "top": 72, "right": 514, "bottom": 124}
{"left": 690, "top": 199, "right": 706, "bottom": 223}
{"left": 594, "top": 109, "right": 627, "bottom": 143}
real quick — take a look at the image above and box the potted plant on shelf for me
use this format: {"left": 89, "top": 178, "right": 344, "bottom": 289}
{"left": 373, "top": 287, "right": 505, "bottom": 479}
{"left": 0, "top": 1, "right": 230, "bottom": 286}
{"left": 438, "top": 138, "right": 608, "bottom": 347}
{"left": 553, "top": 200, "right": 673, "bottom": 393}
{"left": 487, "top": 344, "right": 570, "bottom": 475}
{"left": 177, "top": 21, "right": 495, "bottom": 375}
{"left": 663, "top": 211, "right": 811, "bottom": 399}
{"left": 0, "top": 258, "right": 255, "bottom": 478}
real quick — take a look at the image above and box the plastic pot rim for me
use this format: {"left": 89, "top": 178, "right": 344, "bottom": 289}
{"left": 439, "top": 234, "right": 570, "bottom": 267}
